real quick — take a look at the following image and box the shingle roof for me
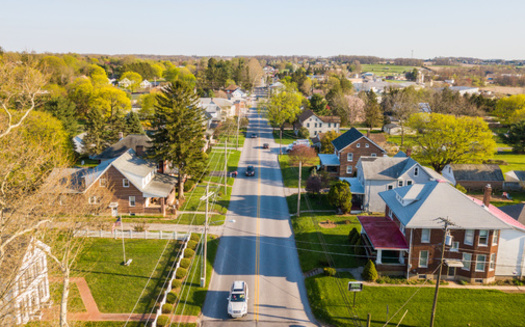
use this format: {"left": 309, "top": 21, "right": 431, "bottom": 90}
{"left": 360, "top": 157, "right": 419, "bottom": 180}
{"left": 93, "top": 134, "right": 151, "bottom": 160}
{"left": 331, "top": 127, "right": 365, "bottom": 151}
{"left": 449, "top": 164, "right": 504, "bottom": 182}
{"left": 498, "top": 203, "right": 525, "bottom": 226}
{"left": 319, "top": 116, "right": 341, "bottom": 124}
{"left": 379, "top": 181, "right": 511, "bottom": 229}
{"left": 297, "top": 110, "right": 315, "bottom": 123}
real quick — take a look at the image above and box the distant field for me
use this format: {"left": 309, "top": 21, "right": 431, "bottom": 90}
{"left": 481, "top": 85, "right": 525, "bottom": 95}
{"left": 361, "top": 64, "right": 417, "bottom": 76}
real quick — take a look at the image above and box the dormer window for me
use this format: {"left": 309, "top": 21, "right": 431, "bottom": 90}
{"left": 415, "top": 167, "right": 419, "bottom": 176}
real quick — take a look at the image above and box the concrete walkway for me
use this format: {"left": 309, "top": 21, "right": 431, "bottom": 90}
{"left": 43, "top": 277, "right": 198, "bottom": 323}
{"left": 121, "top": 222, "right": 224, "bottom": 234}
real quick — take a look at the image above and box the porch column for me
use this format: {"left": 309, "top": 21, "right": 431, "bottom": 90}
{"left": 161, "top": 198, "right": 166, "bottom": 216}
{"left": 376, "top": 249, "right": 382, "bottom": 265}
{"left": 399, "top": 251, "right": 405, "bottom": 264}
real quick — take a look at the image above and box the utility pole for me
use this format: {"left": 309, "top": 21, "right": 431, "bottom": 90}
{"left": 236, "top": 114, "right": 240, "bottom": 151}
{"left": 430, "top": 217, "right": 454, "bottom": 327}
{"left": 279, "top": 129, "right": 283, "bottom": 155}
{"left": 224, "top": 139, "right": 227, "bottom": 194}
{"left": 200, "top": 184, "right": 214, "bottom": 287}
{"left": 297, "top": 161, "right": 302, "bottom": 216}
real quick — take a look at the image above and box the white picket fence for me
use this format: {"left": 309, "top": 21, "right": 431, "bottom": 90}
{"left": 75, "top": 229, "right": 189, "bottom": 241}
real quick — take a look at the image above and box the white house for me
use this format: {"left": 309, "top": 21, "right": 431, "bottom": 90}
{"left": 140, "top": 80, "right": 152, "bottom": 89}
{"left": 72, "top": 132, "right": 87, "bottom": 155}
{"left": 198, "top": 98, "right": 235, "bottom": 120}
{"left": 118, "top": 78, "right": 132, "bottom": 88}
{"left": 294, "top": 110, "right": 340, "bottom": 137}
{"left": 1, "top": 238, "right": 51, "bottom": 325}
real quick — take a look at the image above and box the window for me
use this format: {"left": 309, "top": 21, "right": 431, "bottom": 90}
{"left": 307, "top": 123, "right": 310, "bottom": 127}
{"left": 421, "top": 229, "right": 430, "bottom": 243}
{"left": 465, "top": 230, "right": 474, "bottom": 245}
{"left": 414, "top": 167, "right": 419, "bottom": 176}
{"left": 398, "top": 180, "right": 403, "bottom": 187}
{"left": 479, "top": 230, "right": 489, "bottom": 246}
{"left": 347, "top": 153, "right": 353, "bottom": 162}
{"left": 88, "top": 196, "right": 98, "bottom": 204}
{"left": 451, "top": 242, "right": 460, "bottom": 252}
{"left": 365, "top": 143, "right": 369, "bottom": 148}
{"left": 419, "top": 250, "right": 429, "bottom": 268}
{"left": 492, "top": 230, "right": 499, "bottom": 245}
{"left": 328, "top": 123, "right": 331, "bottom": 127}
{"left": 371, "top": 153, "right": 377, "bottom": 157}
{"left": 346, "top": 166, "right": 352, "bottom": 174}
{"left": 356, "top": 143, "right": 361, "bottom": 148}
{"left": 489, "top": 253, "right": 496, "bottom": 271}
{"left": 129, "top": 196, "right": 136, "bottom": 207}
{"left": 123, "top": 179, "right": 129, "bottom": 188}
{"left": 462, "top": 253, "right": 472, "bottom": 271}
{"left": 314, "top": 123, "right": 317, "bottom": 128}
{"left": 407, "top": 180, "right": 413, "bottom": 185}
{"left": 319, "top": 123, "right": 323, "bottom": 128}
{"left": 476, "top": 255, "right": 486, "bottom": 272}
{"left": 387, "top": 185, "right": 393, "bottom": 190}
{"left": 99, "top": 178, "right": 107, "bottom": 187}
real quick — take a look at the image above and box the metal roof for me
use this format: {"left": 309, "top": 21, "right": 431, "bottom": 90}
{"left": 318, "top": 154, "right": 340, "bottom": 166}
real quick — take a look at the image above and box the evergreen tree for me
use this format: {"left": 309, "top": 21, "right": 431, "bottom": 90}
{"left": 126, "top": 111, "right": 145, "bottom": 134}
{"left": 364, "top": 90, "right": 383, "bottom": 128}
{"left": 362, "top": 259, "right": 379, "bottom": 282}
{"left": 500, "top": 120, "right": 525, "bottom": 153}
{"left": 83, "top": 106, "right": 108, "bottom": 155}
{"left": 150, "top": 80, "right": 207, "bottom": 200}
{"left": 42, "top": 96, "right": 79, "bottom": 137}
{"left": 328, "top": 181, "right": 353, "bottom": 214}
{"left": 309, "top": 94, "right": 328, "bottom": 115}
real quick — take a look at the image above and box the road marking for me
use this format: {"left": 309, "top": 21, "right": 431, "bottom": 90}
{"left": 254, "top": 124, "right": 261, "bottom": 321}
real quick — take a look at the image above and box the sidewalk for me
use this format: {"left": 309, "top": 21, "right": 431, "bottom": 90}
{"left": 121, "top": 222, "right": 224, "bottom": 234}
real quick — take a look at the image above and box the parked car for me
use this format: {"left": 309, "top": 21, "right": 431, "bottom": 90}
{"left": 245, "top": 166, "right": 255, "bottom": 177}
{"left": 251, "top": 133, "right": 257, "bottom": 138}
{"left": 227, "top": 281, "right": 249, "bottom": 318}
{"left": 263, "top": 143, "right": 269, "bottom": 149}
{"left": 285, "top": 139, "right": 310, "bottom": 153}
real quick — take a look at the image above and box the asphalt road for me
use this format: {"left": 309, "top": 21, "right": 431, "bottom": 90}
{"left": 201, "top": 108, "right": 318, "bottom": 327}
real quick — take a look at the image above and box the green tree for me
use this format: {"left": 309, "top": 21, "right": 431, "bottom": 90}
{"left": 120, "top": 71, "right": 142, "bottom": 92}
{"left": 90, "top": 86, "right": 131, "bottom": 119}
{"left": 126, "top": 111, "right": 144, "bottom": 134}
{"left": 320, "top": 130, "right": 340, "bottom": 154}
{"left": 67, "top": 77, "right": 94, "bottom": 118}
{"left": 83, "top": 106, "right": 108, "bottom": 155}
{"left": 309, "top": 94, "right": 328, "bottom": 115}
{"left": 494, "top": 95, "right": 525, "bottom": 123}
{"left": 364, "top": 90, "right": 383, "bottom": 128}
{"left": 88, "top": 64, "right": 109, "bottom": 88}
{"left": 408, "top": 113, "right": 496, "bottom": 172}
{"left": 265, "top": 83, "right": 303, "bottom": 154}
{"left": 328, "top": 180, "right": 352, "bottom": 214}
{"left": 42, "top": 96, "right": 79, "bottom": 137}
{"left": 500, "top": 120, "right": 525, "bottom": 153}
{"left": 298, "top": 127, "right": 309, "bottom": 139}
{"left": 150, "top": 80, "right": 207, "bottom": 200}
{"left": 362, "top": 260, "right": 379, "bottom": 281}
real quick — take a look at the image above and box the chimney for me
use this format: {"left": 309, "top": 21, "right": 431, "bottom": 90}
{"left": 483, "top": 184, "right": 492, "bottom": 207}
{"left": 135, "top": 145, "right": 144, "bottom": 157}
{"left": 406, "top": 148, "right": 412, "bottom": 157}
{"left": 118, "top": 132, "right": 124, "bottom": 140}
{"left": 158, "top": 160, "right": 167, "bottom": 174}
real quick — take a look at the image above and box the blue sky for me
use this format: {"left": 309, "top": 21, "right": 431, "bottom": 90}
{"left": 1, "top": 0, "right": 523, "bottom": 59}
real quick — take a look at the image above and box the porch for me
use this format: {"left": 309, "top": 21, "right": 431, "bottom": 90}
{"left": 318, "top": 154, "right": 340, "bottom": 177}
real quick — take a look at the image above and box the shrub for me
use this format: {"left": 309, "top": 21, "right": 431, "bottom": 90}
{"left": 298, "top": 127, "right": 310, "bottom": 139}
{"left": 190, "top": 233, "right": 200, "bottom": 242}
{"left": 184, "top": 248, "right": 195, "bottom": 258}
{"left": 166, "top": 290, "right": 178, "bottom": 304}
{"left": 162, "top": 303, "right": 174, "bottom": 314}
{"left": 187, "top": 240, "right": 198, "bottom": 250}
{"left": 459, "top": 280, "right": 469, "bottom": 286}
{"left": 455, "top": 183, "right": 467, "bottom": 194}
{"left": 175, "top": 268, "right": 187, "bottom": 279}
{"left": 171, "top": 279, "right": 182, "bottom": 290}
{"left": 354, "top": 237, "right": 365, "bottom": 256}
{"left": 323, "top": 267, "right": 336, "bottom": 276}
{"left": 362, "top": 260, "right": 379, "bottom": 282}
{"left": 328, "top": 181, "right": 352, "bottom": 214}
{"left": 184, "top": 179, "right": 196, "bottom": 192}
{"left": 180, "top": 258, "right": 191, "bottom": 269}
{"left": 318, "top": 257, "right": 330, "bottom": 267}
{"left": 156, "top": 314, "right": 170, "bottom": 327}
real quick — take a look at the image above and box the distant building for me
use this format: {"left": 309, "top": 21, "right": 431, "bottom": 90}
{"left": 294, "top": 110, "right": 340, "bottom": 137}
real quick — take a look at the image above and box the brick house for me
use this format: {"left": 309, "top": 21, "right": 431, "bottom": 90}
{"left": 358, "top": 181, "right": 525, "bottom": 283}
{"left": 319, "top": 128, "right": 385, "bottom": 177}
{"left": 53, "top": 149, "right": 178, "bottom": 216}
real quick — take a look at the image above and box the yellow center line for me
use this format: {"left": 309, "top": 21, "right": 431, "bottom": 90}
{"left": 254, "top": 128, "right": 261, "bottom": 321}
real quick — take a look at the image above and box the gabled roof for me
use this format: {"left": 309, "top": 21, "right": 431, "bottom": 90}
{"left": 319, "top": 115, "right": 341, "bottom": 124}
{"left": 505, "top": 170, "right": 525, "bottom": 182}
{"left": 379, "top": 181, "right": 511, "bottom": 229}
{"left": 359, "top": 157, "right": 420, "bottom": 181}
{"left": 331, "top": 128, "right": 365, "bottom": 151}
{"left": 297, "top": 110, "right": 315, "bottom": 123}
{"left": 93, "top": 134, "right": 151, "bottom": 160}
{"left": 448, "top": 164, "right": 504, "bottom": 182}
{"left": 498, "top": 203, "right": 525, "bottom": 226}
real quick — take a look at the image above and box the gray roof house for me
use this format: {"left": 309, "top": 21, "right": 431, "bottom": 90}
{"left": 92, "top": 134, "right": 151, "bottom": 161}
{"left": 353, "top": 156, "right": 450, "bottom": 213}
{"left": 441, "top": 164, "right": 505, "bottom": 190}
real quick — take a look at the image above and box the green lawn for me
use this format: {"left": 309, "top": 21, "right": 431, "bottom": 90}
{"left": 286, "top": 193, "right": 334, "bottom": 214}
{"left": 307, "top": 274, "right": 525, "bottom": 327}
{"left": 272, "top": 129, "right": 301, "bottom": 145}
{"left": 73, "top": 238, "right": 180, "bottom": 313}
{"left": 50, "top": 281, "right": 85, "bottom": 312}
{"left": 181, "top": 183, "right": 232, "bottom": 214}
{"left": 206, "top": 149, "right": 241, "bottom": 173}
{"left": 292, "top": 214, "right": 362, "bottom": 272}
{"left": 278, "top": 155, "right": 317, "bottom": 188}
{"left": 176, "top": 214, "right": 226, "bottom": 226}
{"left": 361, "top": 64, "right": 417, "bottom": 76}
{"left": 175, "top": 235, "right": 219, "bottom": 316}
{"left": 216, "top": 134, "right": 245, "bottom": 148}
{"left": 493, "top": 151, "right": 525, "bottom": 174}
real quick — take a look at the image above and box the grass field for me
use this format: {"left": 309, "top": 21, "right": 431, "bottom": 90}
{"left": 73, "top": 238, "right": 180, "bottom": 313}
{"left": 361, "top": 64, "right": 417, "bottom": 76}
{"left": 278, "top": 155, "right": 318, "bottom": 188}
{"left": 286, "top": 193, "right": 334, "bottom": 214}
{"left": 292, "top": 214, "right": 363, "bottom": 272}
{"left": 272, "top": 129, "right": 303, "bottom": 146}
{"left": 493, "top": 151, "right": 525, "bottom": 174}
{"left": 176, "top": 214, "right": 226, "bottom": 226}
{"left": 206, "top": 149, "right": 241, "bottom": 173}
{"left": 216, "top": 134, "right": 246, "bottom": 148}
{"left": 182, "top": 183, "right": 232, "bottom": 214}
{"left": 50, "top": 281, "right": 85, "bottom": 312}
{"left": 307, "top": 273, "right": 525, "bottom": 327}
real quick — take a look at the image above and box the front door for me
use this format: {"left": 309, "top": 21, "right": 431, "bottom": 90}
{"left": 447, "top": 266, "right": 456, "bottom": 280}
{"left": 111, "top": 207, "right": 118, "bottom": 217}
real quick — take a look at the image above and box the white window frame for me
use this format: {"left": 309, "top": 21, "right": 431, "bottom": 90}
{"left": 347, "top": 153, "right": 353, "bottom": 162}
{"left": 356, "top": 143, "right": 361, "bottom": 148}
{"left": 492, "top": 230, "right": 499, "bottom": 245}
{"left": 414, "top": 167, "right": 419, "bottom": 176}
{"left": 99, "top": 178, "right": 107, "bottom": 187}
{"left": 407, "top": 180, "right": 413, "bottom": 185}
{"left": 88, "top": 196, "right": 98, "bottom": 205}
{"left": 371, "top": 153, "right": 377, "bottom": 157}
{"left": 365, "top": 143, "right": 369, "bottom": 148}
{"left": 398, "top": 180, "right": 403, "bottom": 187}
{"left": 465, "top": 229, "right": 474, "bottom": 245}
{"left": 123, "top": 179, "right": 129, "bottom": 188}
{"left": 307, "top": 123, "right": 310, "bottom": 128}
{"left": 346, "top": 166, "right": 353, "bottom": 174}
{"left": 129, "top": 196, "right": 136, "bottom": 207}
{"left": 419, "top": 250, "right": 429, "bottom": 268}
{"left": 462, "top": 253, "right": 472, "bottom": 271}
{"left": 479, "top": 230, "right": 489, "bottom": 246}
{"left": 450, "top": 241, "right": 460, "bottom": 252}
{"left": 476, "top": 254, "right": 486, "bottom": 272}
{"left": 489, "top": 253, "right": 496, "bottom": 271}
{"left": 421, "top": 229, "right": 430, "bottom": 243}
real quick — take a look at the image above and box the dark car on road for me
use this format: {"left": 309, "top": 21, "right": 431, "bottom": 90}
{"left": 251, "top": 133, "right": 257, "bottom": 138}
{"left": 245, "top": 166, "right": 255, "bottom": 177}
{"left": 263, "top": 143, "right": 269, "bottom": 149}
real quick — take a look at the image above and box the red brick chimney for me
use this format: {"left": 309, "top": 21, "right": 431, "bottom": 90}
{"left": 406, "top": 148, "right": 412, "bottom": 157}
{"left": 483, "top": 184, "right": 492, "bottom": 207}
{"left": 158, "top": 160, "right": 167, "bottom": 174}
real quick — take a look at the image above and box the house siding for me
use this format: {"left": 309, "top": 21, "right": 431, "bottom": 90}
{"left": 338, "top": 138, "right": 383, "bottom": 177}
{"left": 103, "top": 166, "right": 146, "bottom": 214}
